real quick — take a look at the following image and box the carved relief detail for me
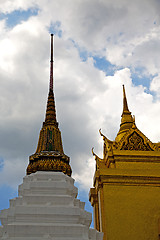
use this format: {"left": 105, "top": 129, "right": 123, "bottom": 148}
{"left": 27, "top": 159, "right": 72, "bottom": 176}
{"left": 121, "top": 131, "right": 153, "bottom": 151}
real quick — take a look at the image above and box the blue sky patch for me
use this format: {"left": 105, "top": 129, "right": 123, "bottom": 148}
{"left": 78, "top": 49, "right": 88, "bottom": 62}
{"left": 131, "top": 67, "right": 153, "bottom": 91}
{"left": 48, "top": 21, "right": 62, "bottom": 38}
{"left": 0, "top": 158, "right": 4, "bottom": 172}
{"left": 74, "top": 182, "right": 93, "bottom": 227}
{"left": 69, "top": 39, "right": 88, "bottom": 61}
{"left": 0, "top": 8, "right": 39, "bottom": 28}
{"left": 93, "top": 56, "right": 116, "bottom": 76}
{"left": 0, "top": 185, "right": 18, "bottom": 225}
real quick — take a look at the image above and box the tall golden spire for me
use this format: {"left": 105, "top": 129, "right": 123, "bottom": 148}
{"left": 116, "top": 85, "right": 134, "bottom": 141}
{"left": 44, "top": 34, "right": 57, "bottom": 126}
{"left": 26, "top": 35, "right": 72, "bottom": 176}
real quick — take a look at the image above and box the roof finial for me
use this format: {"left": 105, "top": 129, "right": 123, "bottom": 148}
{"left": 50, "top": 34, "right": 54, "bottom": 90}
{"left": 44, "top": 34, "right": 57, "bottom": 125}
{"left": 115, "top": 85, "right": 133, "bottom": 141}
{"left": 122, "top": 84, "right": 130, "bottom": 113}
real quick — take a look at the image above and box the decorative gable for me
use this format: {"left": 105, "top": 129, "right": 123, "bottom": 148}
{"left": 120, "top": 131, "right": 153, "bottom": 151}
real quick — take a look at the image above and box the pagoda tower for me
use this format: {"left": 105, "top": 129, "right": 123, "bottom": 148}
{"left": 26, "top": 34, "right": 72, "bottom": 177}
{"left": 89, "top": 85, "right": 160, "bottom": 240}
{"left": 0, "top": 35, "right": 103, "bottom": 240}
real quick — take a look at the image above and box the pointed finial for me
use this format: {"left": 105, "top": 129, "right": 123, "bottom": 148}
{"left": 50, "top": 34, "right": 54, "bottom": 90}
{"left": 44, "top": 34, "right": 57, "bottom": 126}
{"left": 115, "top": 85, "right": 133, "bottom": 141}
{"left": 122, "top": 85, "right": 130, "bottom": 113}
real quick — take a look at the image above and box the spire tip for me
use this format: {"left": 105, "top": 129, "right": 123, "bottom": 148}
{"left": 50, "top": 34, "right": 54, "bottom": 90}
{"left": 122, "top": 85, "right": 130, "bottom": 113}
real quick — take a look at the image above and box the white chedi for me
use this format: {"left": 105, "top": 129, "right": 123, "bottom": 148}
{"left": 0, "top": 172, "right": 103, "bottom": 240}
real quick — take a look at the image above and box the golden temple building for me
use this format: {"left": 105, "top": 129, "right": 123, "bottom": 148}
{"left": 90, "top": 85, "right": 160, "bottom": 240}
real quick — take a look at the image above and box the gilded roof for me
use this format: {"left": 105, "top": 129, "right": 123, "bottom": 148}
{"left": 93, "top": 85, "right": 160, "bottom": 169}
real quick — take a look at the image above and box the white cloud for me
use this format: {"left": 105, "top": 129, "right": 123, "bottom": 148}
{"left": 1, "top": 0, "right": 160, "bottom": 78}
{"left": 150, "top": 74, "right": 160, "bottom": 96}
{"left": 0, "top": 0, "right": 37, "bottom": 14}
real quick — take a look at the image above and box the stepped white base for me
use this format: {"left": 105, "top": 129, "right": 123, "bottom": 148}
{"left": 0, "top": 172, "right": 102, "bottom": 240}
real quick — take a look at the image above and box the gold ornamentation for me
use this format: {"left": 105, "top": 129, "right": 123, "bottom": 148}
{"left": 26, "top": 35, "right": 72, "bottom": 177}
{"left": 27, "top": 159, "right": 72, "bottom": 176}
{"left": 121, "top": 131, "right": 153, "bottom": 151}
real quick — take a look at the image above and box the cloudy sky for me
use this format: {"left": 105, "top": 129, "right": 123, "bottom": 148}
{"left": 0, "top": 0, "right": 160, "bottom": 226}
